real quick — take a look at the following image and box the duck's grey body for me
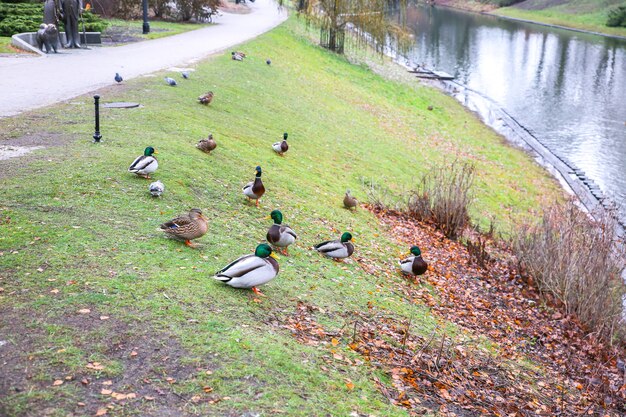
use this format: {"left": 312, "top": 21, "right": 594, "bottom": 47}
{"left": 314, "top": 240, "right": 354, "bottom": 259}
{"left": 129, "top": 155, "right": 158, "bottom": 177}
{"left": 214, "top": 255, "right": 279, "bottom": 288}
{"left": 400, "top": 255, "right": 427, "bottom": 276}
{"left": 267, "top": 224, "right": 297, "bottom": 248}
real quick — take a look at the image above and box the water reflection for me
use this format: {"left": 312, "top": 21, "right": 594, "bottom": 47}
{"left": 398, "top": 5, "right": 626, "bottom": 214}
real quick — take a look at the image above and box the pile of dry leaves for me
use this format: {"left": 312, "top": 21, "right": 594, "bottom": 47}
{"left": 282, "top": 207, "right": 626, "bottom": 416}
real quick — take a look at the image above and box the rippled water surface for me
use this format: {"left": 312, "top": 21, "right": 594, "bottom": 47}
{"left": 396, "top": 5, "right": 626, "bottom": 213}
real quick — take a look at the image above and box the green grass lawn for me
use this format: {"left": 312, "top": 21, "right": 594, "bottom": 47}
{"left": 494, "top": 0, "right": 626, "bottom": 37}
{"left": 0, "top": 36, "right": 22, "bottom": 54}
{"left": 0, "top": 36, "right": 12, "bottom": 52}
{"left": 103, "top": 18, "right": 210, "bottom": 41}
{"left": 0, "top": 18, "right": 563, "bottom": 417}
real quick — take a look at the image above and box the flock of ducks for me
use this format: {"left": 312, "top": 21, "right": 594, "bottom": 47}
{"left": 121, "top": 53, "right": 427, "bottom": 296}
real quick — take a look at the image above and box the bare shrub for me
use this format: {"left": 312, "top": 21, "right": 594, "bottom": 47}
{"left": 151, "top": 0, "right": 173, "bottom": 19}
{"left": 512, "top": 201, "right": 626, "bottom": 343}
{"left": 109, "top": 0, "right": 141, "bottom": 19}
{"left": 405, "top": 190, "right": 430, "bottom": 221}
{"left": 465, "top": 219, "right": 495, "bottom": 269}
{"left": 90, "top": 0, "right": 117, "bottom": 18}
{"left": 364, "top": 181, "right": 390, "bottom": 211}
{"left": 99, "top": 0, "right": 218, "bottom": 20}
{"left": 406, "top": 160, "right": 475, "bottom": 240}
{"left": 175, "top": 0, "right": 219, "bottom": 21}
{"left": 363, "top": 178, "right": 407, "bottom": 212}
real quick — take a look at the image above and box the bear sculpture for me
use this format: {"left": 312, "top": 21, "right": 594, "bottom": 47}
{"left": 36, "top": 24, "right": 59, "bottom": 54}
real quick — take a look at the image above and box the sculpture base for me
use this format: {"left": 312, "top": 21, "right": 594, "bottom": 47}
{"left": 11, "top": 31, "right": 102, "bottom": 56}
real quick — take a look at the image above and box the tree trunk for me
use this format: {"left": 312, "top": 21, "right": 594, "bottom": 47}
{"left": 329, "top": 28, "right": 336, "bottom": 52}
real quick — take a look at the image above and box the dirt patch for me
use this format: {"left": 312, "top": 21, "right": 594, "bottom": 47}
{"left": 0, "top": 145, "right": 45, "bottom": 161}
{"left": 0, "top": 132, "right": 73, "bottom": 180}
{"left": 0, "top": 306, "right": 219, "bottom": 417}
{"left": 0, "top": 131, "right": 67, "bottom": 148}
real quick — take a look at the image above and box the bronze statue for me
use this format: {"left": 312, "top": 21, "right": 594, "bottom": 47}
{"left": 60, "top": 0, "right": 83, "bottom": 48}
{"left": 43, "top": 0, "right": 63, "bottom": 51}
{"left": 43, "top": 0, "right": 60, "bottom": 25}
{"left": 36, "top": 23, "right": 60, "bottom": 53}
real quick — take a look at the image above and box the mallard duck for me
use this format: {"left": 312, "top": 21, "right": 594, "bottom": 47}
{"left": 399, "top": 246, "right": 428, "bottom": 276}
{"left": 196, "top": 134, "right": 217, "bottom": 154}
{"left": 314, "top": 232, "right": 355, "bottom": 260}
{"left": 213, "top": 243, "right": 279, "bottom": 296}
{"left": 272, "top": 133, "right": 288, "bottom": 156}
{"left": 231, "top": 51, "right": 244, "bottom": 61}
{"left": 198, "top": 91, "right": 214, "bottom": 105}
{"left": 343, "top": 189, "right": 358, "bottom": 210}
{"left": 181, "top": 71, "right": 190, "bottom": 79}
{"left": 114, "top": 73, "right": 123, "bottom": 83}
{"left": 160, "top": 208, "right": 208, "bottom": 247}
{"left": 149, "top": 180, "right": 164, "bottom": 197}
{"left": 165, "top": 77, "right": 177, "bottom": 86}
{"left": 242, "top": 166, "right": 265, "bottom": 207}
{"left": 266, "top": 210, "right": 297, "bottom": 255}
{"left": 129, "top": 146, "right": 158, "bottom": 179}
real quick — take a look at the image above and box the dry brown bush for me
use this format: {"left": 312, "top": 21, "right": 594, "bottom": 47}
{"left": 92, "top": 0, "right": 218, "bottom": 20}
{"left": 512, "top": 201, "right": 626, "bottom": 343}
{"left": 406, "top": 160, "right": 475, "bottom": 240}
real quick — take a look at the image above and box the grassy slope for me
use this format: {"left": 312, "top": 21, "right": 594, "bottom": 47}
{"left": 0, "top": 19, "right": 562, "bottom": 416}
{"left": 493, "top": 0, "right": 626, "bottom": 37}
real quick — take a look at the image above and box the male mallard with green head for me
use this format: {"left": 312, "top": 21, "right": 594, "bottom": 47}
{"left": 399, "top": 246, "right": 428, "bottom": 276}
{"left": 129, "top": 146, "right": 158, "bottom": 179}
{"left": 160, "top": 208, "right": 209, "bottom": 247}
{"left": 242, "top": 166, "right": 265, "bottom": 207}
{"left": 266, "top": 210, "right": 297, "bottom": 255}
{"left": 314, "top": 232, "right": 355, "bottom": 261}
{"left": 213, "top": 243, "right": 279, "bottom": 296}
{"left": 272, "top": 133, "right": 289, "bottom": 156}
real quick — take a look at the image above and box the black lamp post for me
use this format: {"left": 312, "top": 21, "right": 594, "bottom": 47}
{"left": 142, "top": 0, "right": 150, "bottom": 34}
{"left": 93, "top": 95, "right": 102, "bottom": 143}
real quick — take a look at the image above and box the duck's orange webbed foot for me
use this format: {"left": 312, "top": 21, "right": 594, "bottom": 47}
{"left": 251, "top": 287, "right": 266, "bottom": 297}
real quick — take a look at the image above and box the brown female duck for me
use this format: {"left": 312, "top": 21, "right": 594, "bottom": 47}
{"left": 160, "top": 208, "right": 209, "bottom": 247}
{"left": 196, "top": 134, "right": 217, "bottom": 154}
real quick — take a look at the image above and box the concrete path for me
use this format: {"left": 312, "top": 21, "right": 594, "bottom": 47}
{"left": 0, "top": 0, "right": 286, "bottom": 117}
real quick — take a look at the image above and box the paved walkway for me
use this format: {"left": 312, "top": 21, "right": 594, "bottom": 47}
{"left": 0, "top": 0, "right": 286, "bottom": 117}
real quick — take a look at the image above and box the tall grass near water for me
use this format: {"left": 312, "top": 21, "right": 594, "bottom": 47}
{"left": 513, "top": 202, "right": 626, "bottom": 343}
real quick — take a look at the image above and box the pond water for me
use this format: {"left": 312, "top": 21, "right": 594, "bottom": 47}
{"left": 395, "top": 5, "right": 626, "bottom": 219}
